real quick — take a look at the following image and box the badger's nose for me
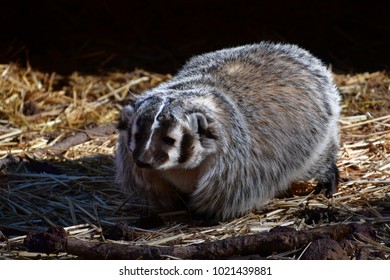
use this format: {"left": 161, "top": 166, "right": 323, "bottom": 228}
{"left": 135, "top": 159, "right": 152, "bottom": 168}
{"left": 134, "top": 151, "right": 153, "bottom": 168}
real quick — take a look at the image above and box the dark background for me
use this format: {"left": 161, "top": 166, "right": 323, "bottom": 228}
{"left": 1, "top": 0, "right": 389, "bottom": 75}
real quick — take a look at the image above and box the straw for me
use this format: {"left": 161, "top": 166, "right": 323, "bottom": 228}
{"left": 0, "top": 65, "right": 389, "bottom": 259}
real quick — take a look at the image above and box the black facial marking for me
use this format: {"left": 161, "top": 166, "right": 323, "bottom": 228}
{"left": 159, "top": 119, "right": 173, "bottom": 132}
{"left": 156, "top": 118, "right": 178, "bottom": 148}
{"left": 178, "top": 131, "right": 194, "bottom": 163}
{"left": 163, "top": 136, "right": 175, "bottom": 146}
{"left": 135, "top": 132, "right": 142, "bottom": 142}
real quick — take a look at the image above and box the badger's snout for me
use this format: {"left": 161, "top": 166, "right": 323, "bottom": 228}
{"left": 135, "top": 158, "right": 152, "bottom": 168}
{"left": 133, "top": 150, "right": 153, "bottom": 168}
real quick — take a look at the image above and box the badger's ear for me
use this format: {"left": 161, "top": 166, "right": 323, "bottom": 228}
{"left": 189, "top": 112, "right": 217, "bottom": 153}
{"left": 122, "top": 104, "right": 135, "bottom": 122}
{"left": 118, "top": 104, "right": 135, "bottom": 130}
{"left": 189, "top": 112, "right": 208, "bottom": 134}
{"left": 189, "top": 112, "right": 217, "bottom": 139}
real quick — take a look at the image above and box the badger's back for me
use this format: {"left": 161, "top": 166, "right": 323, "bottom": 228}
{"left": 116, "top": 42, "right": 341, "bottom": 221}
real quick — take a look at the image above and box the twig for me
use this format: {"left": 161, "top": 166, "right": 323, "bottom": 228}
{"left": 0, "top": 124, "right": 117, "bottom": 170}
{"left": 47, "top": 124, "right": 116, "bottom": 153}
{"left": 24, "top": 224, "right": 353, "bottom": 259}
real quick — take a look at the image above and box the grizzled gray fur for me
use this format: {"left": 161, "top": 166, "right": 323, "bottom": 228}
{"left": 116, "top": 42, "right": 341, "bottom": 221}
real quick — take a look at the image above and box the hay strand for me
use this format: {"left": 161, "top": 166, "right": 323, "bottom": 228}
{"left": 0, "top": 65, "right": 389, "bottom": 259}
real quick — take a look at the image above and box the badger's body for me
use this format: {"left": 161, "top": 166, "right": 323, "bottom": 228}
{"left": 116, "top": 42, "right": 341, "bottom": 221}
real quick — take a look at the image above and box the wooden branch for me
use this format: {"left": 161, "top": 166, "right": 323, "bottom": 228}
{"left": 0, "top": 124, "right": 117, "bottom": 170}
{"left": 24, "top": 223, "right": 359, "bottom": 259}
{"left": 46, "top": 124, "right": 117, "bottom": 153}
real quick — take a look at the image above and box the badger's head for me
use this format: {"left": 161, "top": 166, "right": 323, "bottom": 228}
{"left": 118, "top": 96, "right": 217, "bottom": 170}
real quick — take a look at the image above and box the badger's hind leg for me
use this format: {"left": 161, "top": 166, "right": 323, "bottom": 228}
{"left": 311, "top": 136, "right": 340, "bottom": 197}
{"left": 314, "top": 160, "right": 339, "bottom": 198}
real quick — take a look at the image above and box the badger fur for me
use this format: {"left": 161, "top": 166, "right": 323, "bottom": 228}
{"left": 116, "top": 42, "right": 341, "bottom": 221}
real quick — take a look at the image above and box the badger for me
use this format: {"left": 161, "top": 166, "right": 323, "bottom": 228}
{"left": 116, "top": 42, "right": 341, "bottom": 221}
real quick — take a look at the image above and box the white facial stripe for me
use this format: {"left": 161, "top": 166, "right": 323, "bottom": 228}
{"left": 168, "top": 125, "right": 182, "bottom": 142}
{"left": 156, "top": 125, "right": 183, "bottom": 170}
{"left": 145, "top": 98, "right": 167, "bottom": 150}
{"left": 160, "top": 147, "right": 179, "bottom": 170}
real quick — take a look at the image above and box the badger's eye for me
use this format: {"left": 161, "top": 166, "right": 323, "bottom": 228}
{"left": 162, "top": 136, "right": 175, "bottom": 146}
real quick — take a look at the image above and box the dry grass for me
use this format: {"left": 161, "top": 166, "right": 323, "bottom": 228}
{"left": 0, "top": 64, "right": 389, "bottom": 259}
